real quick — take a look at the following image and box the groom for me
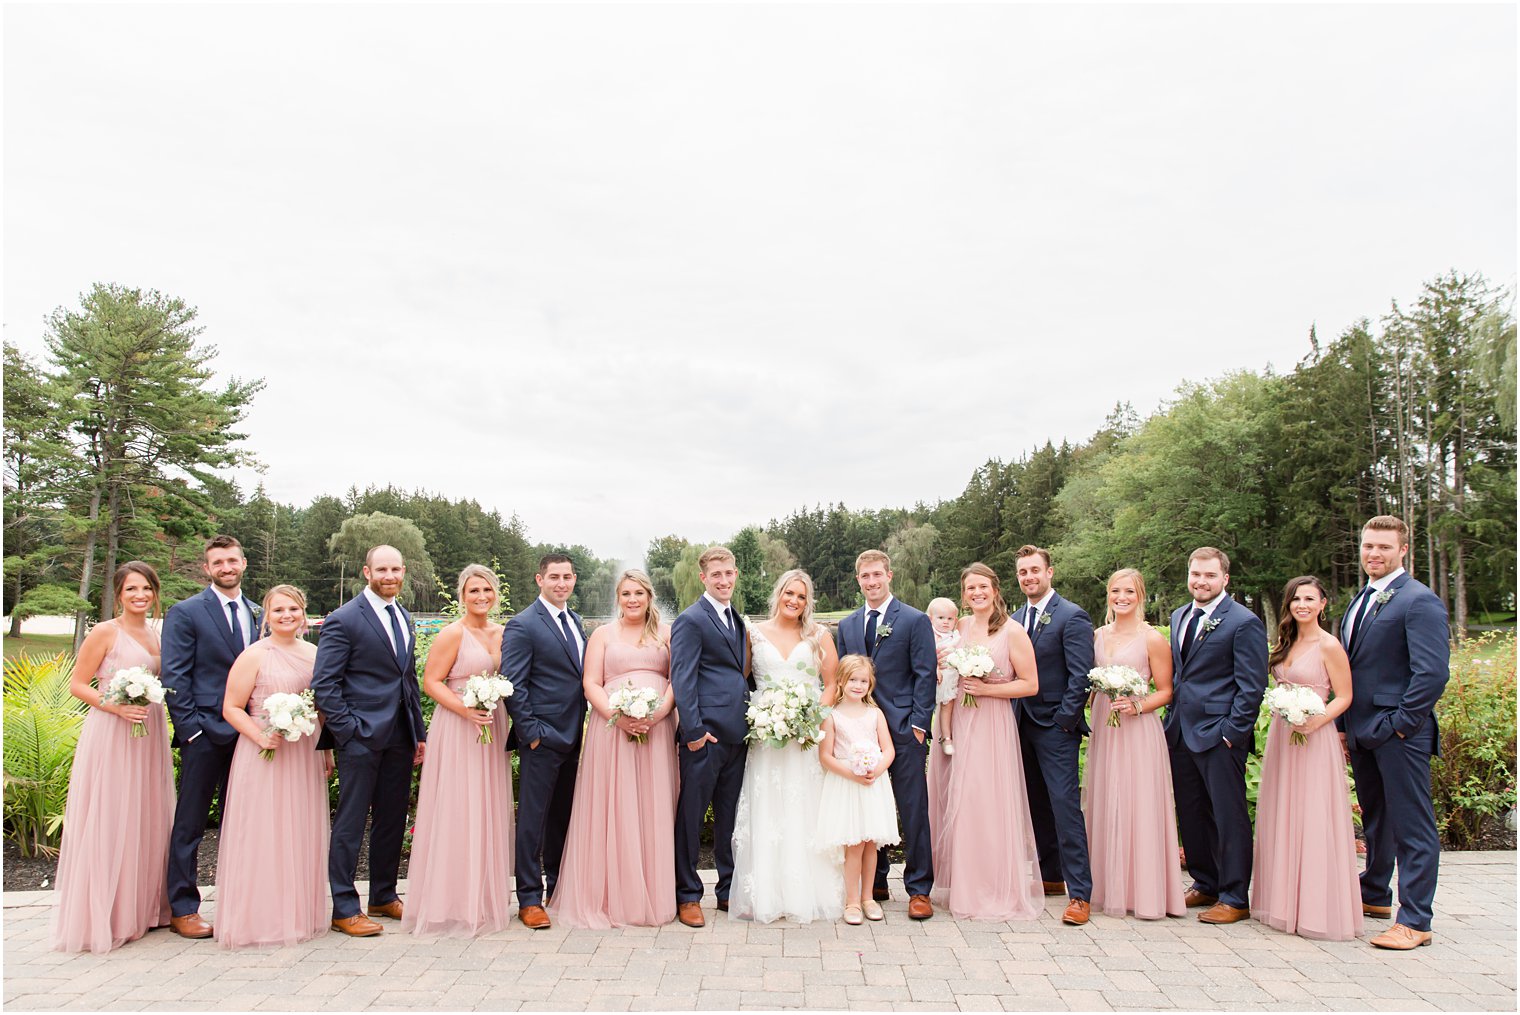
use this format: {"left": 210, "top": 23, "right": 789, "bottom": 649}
{"left": 1163, "top": 546, "right": 1267, "bottom": 925}
{"left": 670, "top": 546, "right": 751, "bottom": 928}
{"left": 835, "top": 549, "right": 937, "bottom": 920}
{"left": 311, "top": 544, "right": 427, "bottom": 937}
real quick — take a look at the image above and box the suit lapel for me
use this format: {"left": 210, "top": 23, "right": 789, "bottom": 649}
{"left": 536, "top": 601, "right": 582, "bottom": 672}
{"left": 1352, "top": 573, "right": 1409, "bottom": 654}
{"left": 701, "top": 598, "right": 743, "bottom": 669}
{"left": 199, "top": 589, "right": 240, "bottom": 656}
{"left": 354, "top": 595, "right": 404, "bottom": 674}
{"left": 242, "top": 595, "right": 262, "bottom": 644}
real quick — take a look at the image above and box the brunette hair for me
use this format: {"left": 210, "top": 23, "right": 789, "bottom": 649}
{"left": 614, "top": 568, "right": 665, "bottom": 647}
{"left": 1189, "top": 546, "right": 1231, "bottom": 573}
{"left": 1103, "top": 568, "right": 1148, "bottom": 626}
{"left": 536, "top": 552, "right": 574, "bottom": 575}
{"left": 959, "top": 561, "right": 1010, "bottom": 634}
{"left": 1015, "top": 545, "right": 1051, "bottom": 567}
{"left": 203, "top": 534, "right": 242, "bottom": 559}
{"left": 260, "top": 584, "right": 309, "bottom": 637}
{"left": 830, "top": 654, "right": 879, "bottom": 708}
{"left": 1268, "top": 576, "right": 1329, "bottom": 670}
{"left": 113, "top": 561, "right": 162, "bottom": 620}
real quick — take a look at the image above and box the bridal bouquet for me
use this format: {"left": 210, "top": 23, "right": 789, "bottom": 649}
{"left": 100, "top": 666, "right": 171, "bottom": 738}
{"left": 745, "top": 671, "right": 828, "bottom": 750}
{"left": 944, "top": 644, "right": 998, "bottom": 708}
{"left": 259, "top": 690, "right": 319, "bottom": 760}
{"left": 1087, "top": 664, "right": 1149, "bottom": 726}
{"left": 606, "top": 682, "right": 661, "bottom": 743}
{"left": 1264, "top": 683, "right": 1326, "bottom": 745}
{"left": 459, "top": 672, "right": 515, "bottom": 744}
{"left": 848, "top": 743, "right": 883, "bottom": 778}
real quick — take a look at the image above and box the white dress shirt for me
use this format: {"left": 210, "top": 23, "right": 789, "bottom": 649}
{"left": 1344, "top": 567, "right": 1406, "bottom": 642}
{"left": 863, "top": 595, "right": 895, "bottom": 640}
{"left": 363, "top": 586, "right": 410, "bottom": 655}
{"left": 703, "top": 592, "right": 738, "bottom": 631}
{"left": 1023, "top": 589, "right": 1056, "bottom": 633}
{"left": 213, "top": 586, "right": 252, "bottom": 648}
{"left": 539, "top": 595, "right": 585, "bottom": 657}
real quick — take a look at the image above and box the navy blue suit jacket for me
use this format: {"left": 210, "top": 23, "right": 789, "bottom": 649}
{"left": 501, "top": 599, "right": 588, "bottom": 751}
{"left": 834, "top": 598, "right": 936, "bottom": 744}
{"left": 669, "top": 598, "right": 750, "bottom": 746}
{"left": 310, "top": 594, "right": 425, "bottom": 752}
{"left": 1339, "top": 572, "right": 1449, "bottom": 752}
{"left": 1011, "top": 593, "right": 1095, "bottom": 734}
{"left": 161, "top": 586, "right": 261, "bottom": 747}
{"left": 1163, "top": 596, "right": 1268, "bottom": 754}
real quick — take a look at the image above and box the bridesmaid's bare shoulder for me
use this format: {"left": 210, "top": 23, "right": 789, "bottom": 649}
{"left": 1142, "top": 625, "right": 1170, "bottom": 651}
{"left": 1316, "top": 628, "right": 1349, "bottom": 664}
{"left": 430, "top": 622, "right": 466, "bottom": 652}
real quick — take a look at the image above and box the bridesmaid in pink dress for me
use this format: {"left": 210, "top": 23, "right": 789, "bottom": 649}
{"left": 51, "top": 562, "right": 174, "bottom": 953}
{"left": 214, "top": 585, "right": 330, "bottom": 948}
{"left": 550, "top": 568, "right": 678, "bottom": 928}
{"left": 928, "top": 562, "right": 1044, "bottom": 921}
{"left": 1251, "top": 576, "right": 1362, "bottom": 941}
{"left": 1084, "top": 568, "right": 1186, "bottom": 919}
{"left": 404, "top": 564, "right": 515, "bottom": 936}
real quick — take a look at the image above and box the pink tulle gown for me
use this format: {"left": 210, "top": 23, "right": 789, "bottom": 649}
{"left": 50, "top": 628, "right": 174, "bottom": 952}
{"left": 927, "top": 621, "right": 1043, "bottom": 921}
{"left": 550, "top": 637, "right": 678, "bottom": 928}
{"left": 403, "top": 626, "right": 515, "bottom": 936}
{"left": 1250, "top": 639, "right": 1363, "bottom": 940}
{"left": 213, "top": 642, "right": 329, "bottom": 948}
{"left": 1083, "top": 626, "right": 1186, "bottom": 919}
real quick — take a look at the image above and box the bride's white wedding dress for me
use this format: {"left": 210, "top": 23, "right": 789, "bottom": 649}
{"left": 729, "top": 632, "right": 844, "bottom": 924}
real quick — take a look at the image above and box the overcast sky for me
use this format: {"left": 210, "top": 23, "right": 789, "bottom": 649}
{"left": 5, "top": 3, "right": 1515, "bottom": 564}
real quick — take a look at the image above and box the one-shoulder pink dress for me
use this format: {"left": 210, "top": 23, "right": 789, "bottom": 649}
{"left": 550, "top": 637, "right": 678, "bottom": 928}
{"left": 927, "top": 621, "right": 1043, "bottom": 921}
{"left": 214, "top": 642, "right": 329, "bottom": 948}
{"left": 1083, "top": 626, "right": 1185, "bottom": 919}
{"left": 50, "top": 628, "right": 173, "bottom": 952}
{"left": 1251, "top": 640, "right": 1363, "bottom": 940}
{"left": 403, "top": 626, "right": 516, "bottom": 936}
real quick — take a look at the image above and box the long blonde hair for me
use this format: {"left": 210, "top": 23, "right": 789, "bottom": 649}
{"left": 768, "top": 568, "right": 822, "bottom": 646}
{"left": 829, "top": 654, "right": 880, "bottom": 708}
{"left": 1104, "top": 568, "right": 1147, "bottom": 626}
{"left": 615, "top": 568, "right": 664, "bottom": 647}
{"left": 260, "top": 584, "right": 309, "bottom": 637}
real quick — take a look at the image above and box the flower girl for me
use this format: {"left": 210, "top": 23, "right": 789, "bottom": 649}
{"left": 817, "top": 655, "right": 900, "bottom": 925}
{"left": 927, "top": 598, "right": 963, "bottom": 755}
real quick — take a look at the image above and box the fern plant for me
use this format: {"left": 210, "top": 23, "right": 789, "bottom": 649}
{"left": 3, "top": 651, "right": 88, "bottom": 857}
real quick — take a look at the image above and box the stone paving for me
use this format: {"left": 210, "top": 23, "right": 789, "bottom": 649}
{"left": 3, "top": 854, "right": 1513, "bottom": 1012}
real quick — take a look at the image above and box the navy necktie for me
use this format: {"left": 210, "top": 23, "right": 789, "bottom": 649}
{"left": 227, "top": 601, "right": 244, "bottom": 648}
{"left": 865, "top": 609, "right": 880, "bottom": 657}
{"left": 1026, "top": 607, "right": 1038, "bottom": 637}
{"left": 1347, "top": 585, "right": 1376, "bottom": 647}
{"left": 1179, "top": 606, "right": 1205, "bottom": 661}
{"left": 559, "top": 610, "right": 580, "bottom": 662}
{"left": 385, "top": 603, "right": 407, "bottom": 660}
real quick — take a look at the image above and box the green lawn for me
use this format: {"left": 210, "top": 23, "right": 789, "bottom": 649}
{"left": 2, "top": 633, "right": 74, "bottom": 661}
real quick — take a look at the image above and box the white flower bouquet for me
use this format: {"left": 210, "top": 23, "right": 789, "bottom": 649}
{"left": 945, "top": 644, "right": 998, "bottom": 708}
{"left": 259, "top": 689, "right": 319, "bottom": 760}
{"left": 847, "top": 742, "right": 883, "bottom": 777}
{"left": 745, "top": 668, "right": 829, "bottom": 750}
{"left": 606, "top": 682, "right": 662, "bottom": 743}
{"left": 459, "top": 672, "right": 515, "bottom": 744}
{"left": 1264, "top": 683, "right": 1326, "bottom": 745}
{"left": 1087, "top": 664, "right": 1150, "bottom": 726}
{"left": 100, "top": 666, "right": 170, "bottom": 738}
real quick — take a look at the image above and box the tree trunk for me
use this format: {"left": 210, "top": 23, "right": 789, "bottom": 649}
{"left": 1453, "top": 403, "right": 1469, "bottom": 640}
{"left": 73, "top": 485, "right": 102, "bottom": 652}
{"left": 100, "top": 480, "right": 123, "bottom": 619}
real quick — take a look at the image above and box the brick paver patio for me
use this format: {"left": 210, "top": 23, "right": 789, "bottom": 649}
{"left": 4, "top": 853, "right": 1513, "bottom": 1012}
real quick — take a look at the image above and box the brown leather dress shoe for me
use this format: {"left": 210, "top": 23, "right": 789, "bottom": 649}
{"left": 331, "top": 914, "right": 383, "bottom": 937}
{"left": 1061, "top": 899, "right": 1091, "bottom": 926}
{"left": 169, "top": 913, "right": 213, "bottom": 939}
{"left": 367, "top": 900, "right": 404, "bottom": 920}
{"left": 872, "top": 886, "right": 890, "bottom": 902}
{"left": 1183, "top": 889, "right": 1219, "bottom": 908}
{"left": 1363, "top": 903, "right": 1393, "bottom": 918}
{"left": 1370, "top": 923, "right": 1432, "bottom": 949}
{"left": 1042, "top": 880, "right": 1067, "bottom": 897}
{"left": 716, "top": 897, "right": 729, "bottom": 912}
{"left": 1197, "top": 902, "right": 1249, "bottom": 924}
{"left": 907, "top": 895, "right": 934, "bottom": 920}
{"left": 519, "top": 905, "right": 551, "bottom": 930}
{"left": 677, "top": 901, "right": 705, "bottom": 928}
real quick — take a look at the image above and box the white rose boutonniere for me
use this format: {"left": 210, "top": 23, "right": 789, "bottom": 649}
{"left": 1375, "top": 590, "right": 1394, "bottom": 606}
{"left": 876, "top": 622, "right": 892, "bottom": 641}
{"left": 1037, "top": 612, "right": 1053, "bottom": 627}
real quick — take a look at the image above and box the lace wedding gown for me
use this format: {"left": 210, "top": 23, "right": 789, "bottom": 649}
{"left": 729, "top": 633, "right": 845, "bottom": 923}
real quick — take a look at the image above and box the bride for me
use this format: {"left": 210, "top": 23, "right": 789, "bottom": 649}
{"left": 730, "top": 569, "right": 846, "bottom": 923}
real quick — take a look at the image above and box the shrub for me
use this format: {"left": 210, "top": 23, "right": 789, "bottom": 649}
{"left": 2, "top": 651, "right": 88, "bottom": 857}
{"left": 1432, "top": 632, "right": 1517, "bottom": 849}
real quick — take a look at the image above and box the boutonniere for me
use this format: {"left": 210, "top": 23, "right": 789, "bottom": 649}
{"left": 876, "top": 623, "right": 893, "bottom": 641}
{"left": 1374, "top": 590, "right": 1394, "bottom": 606}
{"left": 1037, "top": 612, "right": 1053, "bottom": 627}
{"left": 1198, "top": 617, "right": 1222, "bottom": 640}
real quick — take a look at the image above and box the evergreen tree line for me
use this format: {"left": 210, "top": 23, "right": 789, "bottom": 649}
{"left": 5, "top": 273, "right": 1514, "bottom": 641}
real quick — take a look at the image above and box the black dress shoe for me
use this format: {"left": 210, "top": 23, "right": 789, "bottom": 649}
{"left": 872, "top": 886, "right": 890, "bottom": 902}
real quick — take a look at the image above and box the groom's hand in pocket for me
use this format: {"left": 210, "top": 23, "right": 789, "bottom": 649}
{"left": 686, "top": 732, "right": 717, "bottom": 752}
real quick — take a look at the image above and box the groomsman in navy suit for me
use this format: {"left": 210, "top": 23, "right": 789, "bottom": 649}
{"left": 1163, "top": 546, "right": 1268, "bottom": 925}
{"left": 1340, "top": 515, "right": 1450, "bottom": 950}
{"left": 1010, "top": 545, "right": 1095, "bottom": 927}
{"left": 502, "top": 553, "right": 588, "bottom": 930}
{"left": 670, "top": 546, "right": 751, "bottom": 928}
{"left": 161, "top": 535, "right": 260, "bottom": 939}
{"left": 835, "top": 549, "right": 938, "bottom": 920}
{"left": 311, "top": 544, "right": 427, "bottom": 937}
